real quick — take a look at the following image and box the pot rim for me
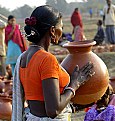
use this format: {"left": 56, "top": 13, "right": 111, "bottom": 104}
{"left": 2, "top": 80, "right": 12, "bottom": 83}
{"left": 0, "top": 95, "right": 12, "bottom": 101}
{"left": 63, "top": 40, "right": 96, "bottom": 48}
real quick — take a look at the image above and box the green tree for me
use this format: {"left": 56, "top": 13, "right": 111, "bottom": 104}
{"left": 46, "top": 0, "right": 57, "bottom": 7}
{"left": 0, "top": 6, "right": 11, "bottom": 17}
{"left": 56, "top": 0, "right": 68, "bottom": 14}
{"left": 46, "top": 0, "right": 68, "bottom": 14}
{"left": 12, "top": 4, "right": 34, "bottom": 18}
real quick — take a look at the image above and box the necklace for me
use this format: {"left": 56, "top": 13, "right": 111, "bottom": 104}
{"left": 30, "top": 44, "right": 44, "bottom": 50}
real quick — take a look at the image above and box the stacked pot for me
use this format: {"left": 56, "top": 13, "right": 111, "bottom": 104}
{"left": 0, "top": 76, "right": 12, "bottom": 120}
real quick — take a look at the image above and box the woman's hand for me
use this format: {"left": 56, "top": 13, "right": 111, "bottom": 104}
{"left": 12, "top": 24, "right": 16, "bottom": 30}
{"left": 8, "top": 24, "right": 16, "bottom": 40}
{"left": 70, "top": 62, "right": 95, "bottom": 90}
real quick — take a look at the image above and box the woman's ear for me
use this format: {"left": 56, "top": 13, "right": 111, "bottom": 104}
{"left": 50, "top": 26, "right": 56, "bottom": 39}
{"left": 50, "top": 26, "right": 56, "bottom": 43}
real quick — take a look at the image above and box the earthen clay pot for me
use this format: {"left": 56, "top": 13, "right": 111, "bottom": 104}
{"left": 0, "top": 96, "right": 12, "bottom": 120}
{"left": 109, "top": 76, "right": 115, "bottom": 93}
{"left": 3, "top": 80, "right": 12, "bottom": 93}
{"left": 61, "top": 41, "right": 109, "bottom": 105}
{"left": 0, "top": 80, "right": 5, "bottom": 93}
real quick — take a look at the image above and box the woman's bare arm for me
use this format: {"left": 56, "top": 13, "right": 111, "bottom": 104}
{"left": 42, "top": 62, "right": 94, "bottom": 118}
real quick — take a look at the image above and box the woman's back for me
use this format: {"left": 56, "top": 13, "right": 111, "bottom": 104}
{"left": 20, "top": 48, "right": 70, "bottom": 101}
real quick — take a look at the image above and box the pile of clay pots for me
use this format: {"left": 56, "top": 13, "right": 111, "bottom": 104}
{"left": 0, "top": 76, "right": 12, "bottom": 120}
{"left": 92, "top": 45, "right": 115, "bottom": 53}
{"left": 50, "top": 48, "right": 69, "bottom": 55}
{"left": 50, "top": 45, "right": 115, "bottom": 57}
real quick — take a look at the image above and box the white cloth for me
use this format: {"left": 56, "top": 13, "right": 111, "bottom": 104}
{"left": 0, "top": 19, "right": 6, "bottom": 56}
{"left": 26, "top": 113, "right": 71, "bottom": 121}
{"left": 12, "top": 52, "right": 25, "bottom": 121}
{"left": 26, "top": 104, "right": 72, "bottom": 121}
{"left": 0, "top": 19, "right": 6, "bottom": 28}
{"left": 103, "top": 4, "right": 115, "bottom": 26}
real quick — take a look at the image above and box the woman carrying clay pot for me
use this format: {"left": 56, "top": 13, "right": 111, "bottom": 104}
{"left": 12, "top": 5, "right": 95, "bottom": 121}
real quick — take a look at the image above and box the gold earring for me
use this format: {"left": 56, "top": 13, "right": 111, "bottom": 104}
{"left": 51, "top": 36, "right": 56, "bottom": 42}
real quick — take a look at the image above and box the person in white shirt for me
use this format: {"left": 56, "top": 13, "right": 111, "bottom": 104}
{"left": 0, "top": 19, "right": 6, "bottom": 75}
{"left": 103, "top": 0, "right": 115, "bottom": 44}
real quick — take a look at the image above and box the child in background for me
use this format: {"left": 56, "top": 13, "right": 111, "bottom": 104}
{"left": 94, "top": 20, "right": 105, "bottom": 45}
{"left": 84, "top": 84, "right": 115, "bottom": 121}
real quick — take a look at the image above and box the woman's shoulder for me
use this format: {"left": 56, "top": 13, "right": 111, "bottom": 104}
{"left": 37, "top": 50, "right": 58, "bottom": 62}
{"left": 5, "top": 25, "right": 10, "bottom": 29}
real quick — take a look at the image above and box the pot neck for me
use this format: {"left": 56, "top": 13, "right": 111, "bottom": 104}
{"left": 66, "top": 46, "right": 92, "bottom": 54}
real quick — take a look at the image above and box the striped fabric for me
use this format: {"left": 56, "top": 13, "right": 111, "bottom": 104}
{"left": 12, "top": 52, "right": 25, "bottom": 121}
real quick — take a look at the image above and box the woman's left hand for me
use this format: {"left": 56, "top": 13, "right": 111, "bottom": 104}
{"left": 70, "top": 62, "right": 95, "bottom": 90}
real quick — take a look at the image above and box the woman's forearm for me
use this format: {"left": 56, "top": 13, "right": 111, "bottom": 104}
{"left": 56, "top": 82, "right": 79, "bottom": 115}
{"left": 42, "top": 78, "right": 79, "bottom": 118}
{"left": 46, "top": 89, "right": 74, "bottom": 118}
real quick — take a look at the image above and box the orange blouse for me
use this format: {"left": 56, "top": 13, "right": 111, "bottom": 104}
{"left": 20, "top": 50, "right": 70, "bottom": 101}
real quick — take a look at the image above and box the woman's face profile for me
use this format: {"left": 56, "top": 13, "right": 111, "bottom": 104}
{"left": 54, "top": 19, "right": 63, "bottom": 44}
{"left": 8, "top": 18, "right": 16, "bottom": 25}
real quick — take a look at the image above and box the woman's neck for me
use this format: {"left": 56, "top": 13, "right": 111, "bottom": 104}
{"left": 34, "top": 38, "right": 50, "bottom": 52}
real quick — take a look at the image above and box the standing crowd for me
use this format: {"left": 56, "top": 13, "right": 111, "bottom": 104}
{"left": 71, "top": 0, "right": 115, "bottom": 45}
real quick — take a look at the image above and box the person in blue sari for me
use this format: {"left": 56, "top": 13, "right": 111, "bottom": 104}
{"left": 5, "top": 15, "right": 27, "bottom": 75}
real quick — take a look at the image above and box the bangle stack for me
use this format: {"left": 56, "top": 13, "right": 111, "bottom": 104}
{"left": 64, "top": 86, "right": 75, "bottom": 97}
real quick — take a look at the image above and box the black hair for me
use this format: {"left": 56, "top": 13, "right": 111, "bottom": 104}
{"left": 24, "top": 5, "right": 62, "bottom": 44}
{"left": 96, "top": 84, "right": 113, "bottom": 109}
{"left": 75, "top": 8, "right": 78, "bottom": 11}
{"left": 98, "top": 20, "right": 103, "bottom": 26}
{"left": 8, "top": 15, "right": 15, "bottom": 21}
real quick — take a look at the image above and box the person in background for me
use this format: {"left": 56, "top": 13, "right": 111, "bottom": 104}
{"left": 103, "top": 0, "right": 115, "bottom": 44}
{"left": 0, "top": 19, "right": 6, "bottom": 76}
{"left": 89, "top": 8, "right": 93, "bottom": 18}
{"left": 12, "top": 5, "right": 95, "bottom": 121}
{"left": 5, "top": 15, "right": 27, "bottom": 75}
{"left": 94, "top": 20, "right": 105, "bottom": 45}
{"left": 99, "top": 9, "right": 104, "bottom": 17}
{"left": 71, "top": 8, "right": 86, "bottom": 41}
{"left": 84, "top": 84, "right": 115, "bottom": 121}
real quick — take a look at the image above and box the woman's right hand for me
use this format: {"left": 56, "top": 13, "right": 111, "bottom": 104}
{"left": 69, "top": 62, "right": 95, "bottom": 91}
{"left": 12, "top": 24, "right": 16, "bottom": 30}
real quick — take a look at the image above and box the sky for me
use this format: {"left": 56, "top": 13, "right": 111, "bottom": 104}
{"left": 0, "top": 0, "right": 80, "bottom": 11}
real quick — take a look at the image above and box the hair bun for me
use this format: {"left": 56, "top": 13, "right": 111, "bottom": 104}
{"left": 25, "top": 17, "right": 37, "bottom": 26}
{"left": 24, "top": 25, "right": 40, "bottom": 44}
{"left": 24, "top": 25, "right": 31, "bottom": 35}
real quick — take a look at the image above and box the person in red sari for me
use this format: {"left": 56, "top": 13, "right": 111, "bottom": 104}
{"left": 5, "top": 15, "right": 27, "bottom": 75}
{"left": 71, "top": 8, "right": 86, "bottom": 41}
